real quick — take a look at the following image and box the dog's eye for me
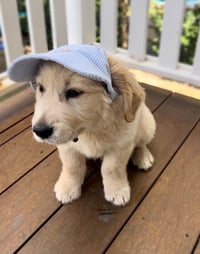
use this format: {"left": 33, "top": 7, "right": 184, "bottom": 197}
{"left": 38, "top": 84, "right": 45, "bottom": 94}
{"left": 65, "top": 89, "right": 82, "bottom": 99}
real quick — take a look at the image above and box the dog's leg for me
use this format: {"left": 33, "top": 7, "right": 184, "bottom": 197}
{"left": 131, "top": 105, "right": 155, "bottom": 171}
{"left": 101, "top": 147, "right": 132, "bottom": 206}
{"left": 131, "top": 145, "right": 154, "bottom": 171}
{"left": 54, "top": 145, "right": 86, "bottom": 204}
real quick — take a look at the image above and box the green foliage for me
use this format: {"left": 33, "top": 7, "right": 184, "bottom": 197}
{"left": 96, "top": 0, "right": 100, "bottom": 43}
{"left": 180, "top": 4, "right": 200, "bottom": 64}
{"left": 17, "top": 0, "right": 25, "bottom": 11}
{"left": 118, "top": 0, "right": 130, "bottom": 49}
{"left": 17, "top": 0, "right": 52, "bottom": 49}
{"left": 148, "top": 2, "right": 200, "bottom": 64}
{"left": 96, "top": 0, "right": 130, "bottom": 48}
{"left": 44, "top": 0, "right": 52, "bottom": 49}
{"left": 148, "top": 3, "right": 164, "bottom": 55}
{"left": 17, "top": 0, "right": 29, "bottom": 37}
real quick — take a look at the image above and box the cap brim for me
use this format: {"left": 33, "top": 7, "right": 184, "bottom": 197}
{"left": 8, "top": 51, "right": 109, "bottom": 83}
{"left": 8, "top": 55, "right": 44, "bottom": 82}
{"left": 8, "top": 45, "right": 119, "bottom": 100}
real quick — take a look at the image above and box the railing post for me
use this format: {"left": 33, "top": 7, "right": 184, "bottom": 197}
{"left": 0, "top": 0, "right": 23, "bottom": 66}
{"left": 128, "top": 0, "right": 149, "bottom": 61}
{"left": 192, "top": 29, "right": 200, "bottom": 76}
{"left": 159, "top": 0, "right": 185, "bottom": 69}
{"left": 49, "top": 0, "right": 68, "bottom": 48}
{"left": 65, "top": 0, "right": 95, "bottom": 44}
{"left": 100, "top": 0, "right": 118, "bottom": 53}
{"left": 82, "top": 0, "right": 96, "bottom": 44}
{"left": 25, "top": 0, "right": 48, "bottom": 53}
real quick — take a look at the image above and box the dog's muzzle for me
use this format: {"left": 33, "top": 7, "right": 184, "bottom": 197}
{"left": 33, "top": 123, "right": 79, "bottom": 144}
{"left": 33, "top": 123, "right": 54, "bottom": 140}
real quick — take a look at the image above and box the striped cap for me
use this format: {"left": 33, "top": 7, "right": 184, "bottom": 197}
{"left": 8, "top": 44, "right": 118, "bottom": 100}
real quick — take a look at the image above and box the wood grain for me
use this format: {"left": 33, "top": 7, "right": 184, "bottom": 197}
{"left": 0, "top": 99, "right": 34, "bottom": 134}
{"left": 0, "top": 115, "right": 32, "bottom": 145}
{"left": 0, "top": 153, "right": 98, "bottom": 254}
{"left": 142, "top": 83, "right": 171, "bottom": 112}
{"left": 107, "top": 122, "right": 200, "bottom": 254}
{"left": 194, "top": 237, "right": 200, "bottom": 254}
{"left": 0, "top": 152, "right": 61, "bottom": 254}
{"left": 0, "top": 127, "right": 54, "bottom": 193}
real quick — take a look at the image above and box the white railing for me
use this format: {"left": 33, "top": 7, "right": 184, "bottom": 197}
{"left": 0, "top": 0, "right": 200, "bottom": 87}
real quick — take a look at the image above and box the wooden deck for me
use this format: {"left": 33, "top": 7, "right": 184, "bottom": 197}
{"left": 0, "top": 84, "right": 200, "bottom": 254}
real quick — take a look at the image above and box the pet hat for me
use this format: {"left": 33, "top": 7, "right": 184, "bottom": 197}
{"left": 8, "top": 44, "right": 118, "bottom": 100}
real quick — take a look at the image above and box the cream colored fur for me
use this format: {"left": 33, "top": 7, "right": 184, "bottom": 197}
{"left": 32, "top": 57, "right": 156, "bottom": 206}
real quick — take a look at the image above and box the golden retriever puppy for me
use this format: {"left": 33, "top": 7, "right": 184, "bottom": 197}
{"left": 31, "top": 56, "right": 156, "bottom": 206}
{"left": 8, "top": 45, "right": 156, "bottom": 206}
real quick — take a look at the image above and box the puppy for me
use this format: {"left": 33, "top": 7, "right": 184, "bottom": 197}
{"left": 32, "top": 56, "right": 156, "bottom": 206}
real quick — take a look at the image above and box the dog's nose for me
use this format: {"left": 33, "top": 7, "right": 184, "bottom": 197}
{"left": 33, "top": 124, "right": 54, "bottom": 139}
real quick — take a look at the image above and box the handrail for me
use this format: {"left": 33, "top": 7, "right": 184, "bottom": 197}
{"left": 0, "top": 0, "right": 199, "bottom": 87}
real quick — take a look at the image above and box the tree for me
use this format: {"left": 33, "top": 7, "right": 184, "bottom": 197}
{"left": 180, "top": 4, "right": 200, "bottom": 64}
{"left": 148, "top": 2, "right": 200, "bottom": 64}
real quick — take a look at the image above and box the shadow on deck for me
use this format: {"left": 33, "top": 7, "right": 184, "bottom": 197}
{"left": 0, "top": 84, "right": 200, "bottom": 254}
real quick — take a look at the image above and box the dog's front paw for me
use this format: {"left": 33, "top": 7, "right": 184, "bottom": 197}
{"left": 104, "top": 184, "right": 131, "bottom": 206}
{"left": 132, "top": 146, "right": 154, "bottom": 171}
{"left": 54, "top": 179, "right": 81, "bottom": 204}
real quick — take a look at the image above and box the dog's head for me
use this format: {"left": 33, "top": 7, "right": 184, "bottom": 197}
{"left": 32, "top": 61, "right": 112, "bottom": 144}
{"left": 32, "top": 58, "right": 145, "bottom": 145}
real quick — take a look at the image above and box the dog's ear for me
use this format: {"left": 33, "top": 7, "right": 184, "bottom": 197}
{"left": 108, "top": 56, "right": 145, "bottom": 122}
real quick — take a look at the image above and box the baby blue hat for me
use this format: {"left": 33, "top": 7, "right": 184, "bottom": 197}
{"left": 8, "top": 44, "right": 118, "bottom": 100}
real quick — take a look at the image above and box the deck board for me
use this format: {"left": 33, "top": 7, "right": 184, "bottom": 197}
{"left": 0, "top": 103, "right": 33, "bottom": 134}
{"left": 141, "top": 83, "right": 171, "bottom": 112}
{"left": 0, "top": 115, "right": 32, "bottom": 145}
{"left": 0, "top": 128, "right": 54, "bottom": 193}
{"left": 194, "top": 236, "right": 200, "bottom": 254}
{"left": 107, "top": 122, "right": 200, "bottom": 254}
{"left": 0, "top": 85, "right": 200, "bottom": 254}
{"left": 0, "top": 152, "right": 60, "bottom": 253}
